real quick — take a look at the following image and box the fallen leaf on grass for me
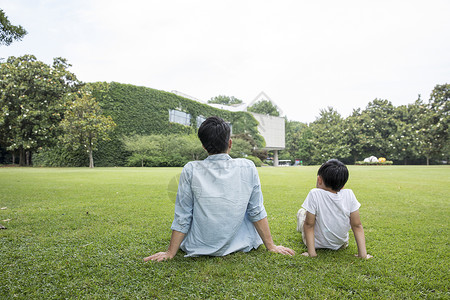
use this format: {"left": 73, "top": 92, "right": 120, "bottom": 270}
{"left": 2, "top": 219, "right": 11, "bottom": 222}
{"left": 0, "top": 224, "right": 6, "bottom": 229}
{"left": 0, "top": 207, "right": 7, "bottom": 210}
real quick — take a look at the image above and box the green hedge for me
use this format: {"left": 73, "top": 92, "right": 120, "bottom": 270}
{"left": 33, "top": 146, "right": 89, "bottom": 167}
{"left": 35, "top": 82, "right": 264, "bottom": 167}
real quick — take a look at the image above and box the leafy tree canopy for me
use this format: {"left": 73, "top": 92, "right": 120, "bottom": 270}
{"left": 60, "top": 91, "right": 116, "bottom": 168}
{"left": 309, "top": 107, "right": 350, "bottom": 163}
{"left": 419, "top": 84, "right": 450, "bottom": 163}
{"left": 0, "top": 9, "right": 27, "bottom": 46}
{"left": 282, "top": 119, "right": 309, "bottom": 163}
{"left": 229, "top": 138, "right": 253, "bottom": 159}
{"left": 208, "top": 95, "right": 243, "bottom": 105}
{"left": 0, "top": 55, "right": 82, "bottom": 165}
{"left": 247, "top": 100, "right": 280, "bottom": 116}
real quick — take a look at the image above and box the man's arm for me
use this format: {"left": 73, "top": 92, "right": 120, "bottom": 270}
{"left": 144, "top": 230, "right": 185, "bottom": 262}
{"left": 302, "top": 211, "right": 317, "bottom": 257}
{"left": 350, "top": 210, "right": 372, "bottom": 259}
{"left": 253, "top": 217, "right": 295, "bottom": 256}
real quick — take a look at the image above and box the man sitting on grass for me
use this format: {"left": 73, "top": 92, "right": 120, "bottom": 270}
{"left": 297, "top": 159, "right": 372, "bottom": 259}
{"left": 145, "top": 116, "right": 295, "bottom": 262}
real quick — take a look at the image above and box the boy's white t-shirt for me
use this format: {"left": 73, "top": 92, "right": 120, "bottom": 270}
{"left": 302, "top": 188, "right": 361, "bottom": 250}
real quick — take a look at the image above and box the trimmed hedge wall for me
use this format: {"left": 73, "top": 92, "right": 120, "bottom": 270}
{"left": 88, "top": 82, "right": 264, "bottom": 167}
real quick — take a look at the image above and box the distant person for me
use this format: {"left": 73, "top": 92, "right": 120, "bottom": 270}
{"left": 296, "top": 159, "right": 372, "bottom": 259}
{"left": 145, "top": 116, "right": 294, "bottom": 262}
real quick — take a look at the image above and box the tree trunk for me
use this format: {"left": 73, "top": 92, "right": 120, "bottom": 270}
{"left": 88, "top": 134, "right": 94, "bottom": 168}
{"left": 12, "top": 152, "right": 15, "bottom": 164}
{"left": 19, "top": 147, "right": 25, "bottom": 166}
{"left": 141, "top": 158, "right": 144, "bottom": 167}
{"left": 426, "top": 156, "right": 430, "bottom": 166}
{"left": 89, "top": 147, "right": 94, "bottom": 168}
{"left": 26, "top": 151, "right": 30, "bottom": 166}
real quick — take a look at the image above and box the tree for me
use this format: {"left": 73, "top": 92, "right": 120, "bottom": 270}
{"left": 309, "top": 107, "right": 350, "bottom": 164}
{"left": 230, "top": 112, "right": 265, "bottom": 149}
{"left": 280, "top": 119, "right": 309, "bottom": 163}
{"left": 344, "top": 108, "right": 365, "bottom": 163}
{"left": 208, "top": 95, "right": 243, "bottom": 105}
{"left": 419, "top": 84, "right": 450, "bottom": 164}
{"left": 390, "top": 101, "right": 423, "bottom": 164}
{"left": 60, "top": 92, "right": 116, "bottom": 168}
{"left": 247, "top": 100, "right": 280, "bottom": 116}
{"left": 0, "top": 55, "right": 81, "bottom": 165}
{"left": 229, "top": 138, "right": 253, "bottom": 158}
{"left": 122, "top": 135, "right": 160, "bottom": 167}
{"left": 296, "top": 125, "right": 314, "bottom": 165}
{"left": 232, "top": 133, "right": 258, "bottom": 149}
{"left": 345, "top": 99, "right": 397, "bottom": 161}
{"left": 0, "top": 9, "right": 27, "bottom": 46}
{"left": 177, "top": 134, "right": 205, "bottom": 161}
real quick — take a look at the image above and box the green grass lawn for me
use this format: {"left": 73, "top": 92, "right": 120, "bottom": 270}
{"left": 1, "top": 166, "right": 449, "bottom": 299}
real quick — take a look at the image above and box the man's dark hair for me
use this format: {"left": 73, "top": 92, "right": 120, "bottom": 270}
{"left": 317, "top": 159, "right": 349, "bottom": 191}
{"left": 198, "top": 116, "right": 231, "bottom": 154}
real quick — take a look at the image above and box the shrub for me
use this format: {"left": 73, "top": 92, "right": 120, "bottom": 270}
{"left": 122, "top": 134, "right": 207, "bottom": 167}
{"left": 252, "top": 149, "right": 268, "bottom": 162}
{"left": 264, "top": 159, "right": 274, "bottom": 166}
{"left": 33, "top": 146, "right": 88, "bottom": 167}
{"left": 246, "top": 155, "right": 263, "bottom": 167}
{"left": 229, "top": 138, "right": 253, "bottom": 158}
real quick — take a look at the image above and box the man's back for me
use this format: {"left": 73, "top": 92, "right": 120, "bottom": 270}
{"left": 171, "top": 154, "right": 267, "bottom": 257}
{"left": 144, "top": 116, "right": 295, "bottom": 262}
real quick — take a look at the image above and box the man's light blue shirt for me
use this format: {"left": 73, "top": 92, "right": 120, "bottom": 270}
{"left": 171, "top": 154, "right": 267, "bottom": 257}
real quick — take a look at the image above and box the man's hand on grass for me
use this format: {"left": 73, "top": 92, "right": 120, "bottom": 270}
{"left": 268, "top": 245, "right": 295, "bottom": 256}
{"left": 301, "top": 252, "right": 317, "bottom": 258}
{"left": 143, "top": 251, "right": 175, "bottom": 262}
{"left": 355, "top": 254, "right": 373, "bottom": 259}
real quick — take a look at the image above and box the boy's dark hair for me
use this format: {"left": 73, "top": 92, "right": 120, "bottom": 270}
{"left": 317, "top": 159, "right": 349, "bottom": 191}
{"left": 198, "top": 116, "right": 231, "bottom": 154}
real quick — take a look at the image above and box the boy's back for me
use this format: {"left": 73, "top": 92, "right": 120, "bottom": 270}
{"left": 302, "top": 188, "right": 360, "bottom": 250}
{"left": 297, "top": 159, "right": 372, "bottom": 259}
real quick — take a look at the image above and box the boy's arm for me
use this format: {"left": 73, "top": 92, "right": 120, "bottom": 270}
{"left": 253, "top": 217, "right": 295, "bottom": 256}
{"left": 302, "top": 211, "right": 317, "bottom": 257}
{"left": 350, "top": 210, "right": 372, "bottom": 259}
{"left": 144, "top": 230, "right": 185, "bottom": 262}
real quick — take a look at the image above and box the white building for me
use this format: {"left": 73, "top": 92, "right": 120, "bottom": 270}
{"left": 208, "top": 92, "right": 286, "bottom": 166}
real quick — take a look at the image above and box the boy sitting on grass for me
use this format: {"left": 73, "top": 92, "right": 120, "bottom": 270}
{"left": 297, "top": 159, "right": 372, "bottom": 259}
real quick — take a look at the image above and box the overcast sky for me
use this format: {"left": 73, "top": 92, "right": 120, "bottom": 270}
{"left": 2, "top": 0, "right": 449, "bottom": 123}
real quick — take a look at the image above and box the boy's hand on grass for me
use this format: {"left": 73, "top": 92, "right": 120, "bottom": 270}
{"left": 143, "top": 251, "right": 175, "bottom": 262}
{"left": 355, "top": 254, "right": 373, "bottom": 259}
{"left": 268, "top": 245, "right": 295, "bottom": 256}
{"left": 301, "top": 252, "right": 317, "bottom": 258}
